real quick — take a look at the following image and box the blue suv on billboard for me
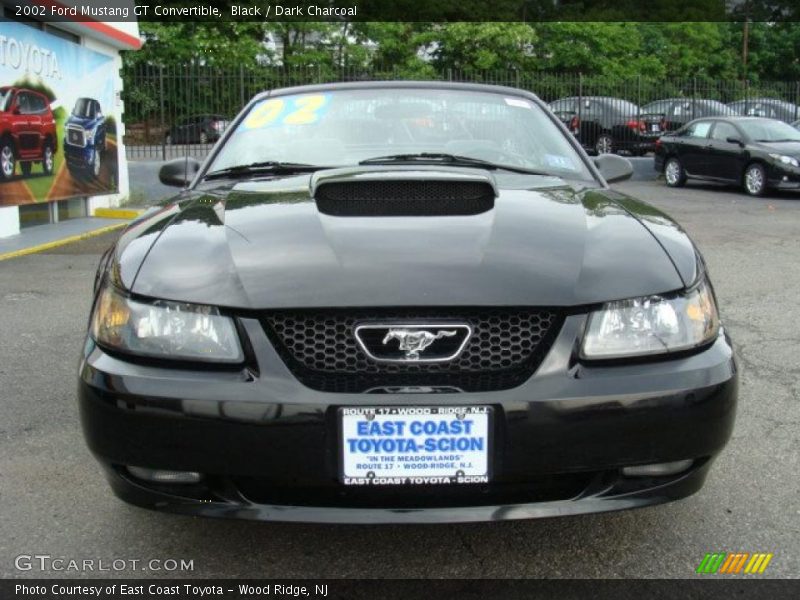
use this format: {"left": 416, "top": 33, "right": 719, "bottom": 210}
{"left": 65, "top": 98, "right": 106, "bottom": 179}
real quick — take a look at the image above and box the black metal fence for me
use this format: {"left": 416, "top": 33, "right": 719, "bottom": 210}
{"left": 122, "top": 64, "right": 800, "bottom": 160}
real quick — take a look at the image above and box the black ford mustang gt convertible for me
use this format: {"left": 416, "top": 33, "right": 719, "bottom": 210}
{"left": 79, "top": 82, "right": 736, "bottom": 523}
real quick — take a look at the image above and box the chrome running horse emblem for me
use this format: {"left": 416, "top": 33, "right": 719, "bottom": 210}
{"left": 382, "top": 329, "right": 457, "bottom": 360}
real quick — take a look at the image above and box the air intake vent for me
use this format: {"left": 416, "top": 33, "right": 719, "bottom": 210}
{"left": 314, "top": 180, "right": 495, "bottom": 216}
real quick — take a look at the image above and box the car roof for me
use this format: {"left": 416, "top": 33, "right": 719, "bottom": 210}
{"left": 252, "top": 81, "right": 546, "bottom": 106}
{"left": 689, "top": 116, "right": 783, "bottom": 122}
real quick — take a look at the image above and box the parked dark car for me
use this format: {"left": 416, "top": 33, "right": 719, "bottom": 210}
{"left": 80, "top": 82, "right": 736, "bottom": 524}
{"left": 642, "top": 98, "right": 738, "bottom": 132}
{"left": 655, "top": 116, "right": 800, "bottom": 196}
{"left": 0, "top": 86, "right": 56, "bottom": 180}
{"left": 165, "top": 114, "right": 229, "bottom": 145}
{"left": 64, "top": 98, "right": 106, "bottom": 180}
{"left": 727, "top": 98, "right": 800, "bottom": 123}
{"left": 549, "top": 96, "right": 662, "bottom": 155}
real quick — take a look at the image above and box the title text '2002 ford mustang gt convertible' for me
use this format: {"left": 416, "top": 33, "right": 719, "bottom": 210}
{"left": 79, "top": 82, "right": 736, "bottom": 523}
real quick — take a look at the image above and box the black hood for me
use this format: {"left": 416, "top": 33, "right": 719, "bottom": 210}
{"left": 118, "top": 167, "right": 694, "bottom": 310}
{"left": 753, "top": 140, "right": 800, "bottom": 156}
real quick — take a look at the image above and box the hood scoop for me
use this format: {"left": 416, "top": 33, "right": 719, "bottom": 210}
{"left": 311, "top": 166, "right": 497, "bottom": 217}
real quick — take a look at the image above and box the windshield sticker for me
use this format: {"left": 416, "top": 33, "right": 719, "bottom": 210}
{"left": 242, "top": 93, "right": 331, "bottom": 130}
{"left": 504, "top": 97, "right": 533, "bottom": 109}
{"left": 544, "top": 154, "right": 574, "bottom": 170}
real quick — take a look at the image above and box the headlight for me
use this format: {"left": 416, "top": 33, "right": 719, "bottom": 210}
{"left": 91, "top": 286, "right": 243, "bottom": 363}
{"left": 768, "top": 153, "right": 799, "bottom": 168}
{"left": 581, "top": 279, "right": 719, "bottom": 360}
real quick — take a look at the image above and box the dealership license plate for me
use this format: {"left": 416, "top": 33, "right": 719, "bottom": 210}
{"left": 339, "top": 406, "right": 491, "bottom": 486}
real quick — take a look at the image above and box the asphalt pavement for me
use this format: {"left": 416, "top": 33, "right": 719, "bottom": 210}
{"left": 0, "top": 179, "right": 798, "bottom": 578}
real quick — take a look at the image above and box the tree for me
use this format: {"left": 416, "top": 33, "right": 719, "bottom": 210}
{"left": 423, "top": 23, "right": 538, "bottom": 72}
{"left": 124, "top": 23, "right": 268, "bottom": 68}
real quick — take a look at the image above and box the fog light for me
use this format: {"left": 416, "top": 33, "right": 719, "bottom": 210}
{"left": 127, "top": 466, "right": 202, "bottom": 484}
{"left": 621, "top": 460, "right": 693, "bottom": 477}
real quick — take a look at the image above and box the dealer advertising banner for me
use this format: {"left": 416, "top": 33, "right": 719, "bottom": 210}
{"left": 0, "top": 22, "right": 119, "bottom": 206}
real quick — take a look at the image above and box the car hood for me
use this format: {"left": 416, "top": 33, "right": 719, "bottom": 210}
{"left": 121, "top": 168, "right": 691, "bottom": 309}
{"left": 753, "top": 140, "right": 800, "bottom": 155}
{"left": 67, "top": 115, "right": 100, "bottom": 128}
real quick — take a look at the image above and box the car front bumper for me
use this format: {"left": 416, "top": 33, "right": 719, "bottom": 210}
{"left": 78, "top": 315, "right": 737, "bottom": 523}
{"left": 768, "top": 163, "right": 800, "bottom": 188}
{"left": 64, "top": 143, "right": 95, "bottom": 168}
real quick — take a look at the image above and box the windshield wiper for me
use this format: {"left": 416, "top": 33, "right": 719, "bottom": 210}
{"left": 203, "top": 161, "right": 327, "bottom": 181}
{"left": 358, "top": 153, "right": 552, "bottom": 176}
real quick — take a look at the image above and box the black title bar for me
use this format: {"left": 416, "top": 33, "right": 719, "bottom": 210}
{"left": 4, "top": 0, "right": 800, "bottom": 22}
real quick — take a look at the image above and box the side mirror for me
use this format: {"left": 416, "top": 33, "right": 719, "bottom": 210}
{"left": 159, "top": 157, "right": 201, "bottom": 187}
{"left": 726, "top": 136, "right": 744, "bottom": 146}
{"left": 12, "top": 107, "right": 21, "bottom": 115}
{"left": 593, "top": 153, "right": 634, "bottom": 183}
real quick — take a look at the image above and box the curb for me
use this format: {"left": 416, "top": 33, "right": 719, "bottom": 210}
{"left": 0, "top": 222, "right": 128, "bottom": 262}
{"left": 94, "top": 207, "right": 144, "bottom": 220}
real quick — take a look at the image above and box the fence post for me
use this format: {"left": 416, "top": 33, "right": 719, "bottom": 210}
{"left": 159, "top": 65, "right": 165, "bottom": 162}
{"left": 796, "top": 82, "right": 799, "bottom": 121}
{"left": 692, "top": 77, "right": 697, "bottom": 121}
{"left": 637, "top": 74, "right": 641, "bottom": 123}
{"left": 239, "top": 65, "right": 245, "bottom": 109}
{"left": 577, "top": 72, "right": 583, "bottom": 135}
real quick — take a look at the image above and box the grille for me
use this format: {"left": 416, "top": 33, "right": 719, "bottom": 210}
{"left": 66, "top": 126, "right": 85, "bottom": 147}
{"left": 314, "top": 180, "right": 495, "bottom": 216}
{"left": 262, "top": 308, "right": 562, "bottom": 393}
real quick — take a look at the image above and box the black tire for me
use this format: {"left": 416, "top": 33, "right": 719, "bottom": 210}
{"left": 0, "top": 139, "right": 15, "bottom": 180}
{"left": 20, "top": 161, "right": 32, "bottom": 176}
{"left": 664, "top": 157, "right": 687, "bottom": 188}
{"left": 67, "top": 163, "right": 85, "bottom": 181}
{"left": 595, "top": 133, "right": 614, "bottom": 155}
{"left": 41, "top": 142, "right": 54, "bottom": 176}
{"left": 90, "top": 147, "right": 102, "bottom": 179}
{"left": 743, "top": 162, "right": 767, "bottom": 197}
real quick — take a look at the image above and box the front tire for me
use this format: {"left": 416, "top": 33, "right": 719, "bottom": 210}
{"left": 41, "top": 143, "right": 54, "bottom": 176}
{"left": 0, "top": 141, "right": 15, "bottom": 180}
{"left": 595, "top": 133, "right": 614, "bottom": 155}
{"left": 91, "top": 148, "right": 101, "bottom": 178}
{"left": 664, "top": 157, "right": 687, "bottom": 187}
{"left": 743, "top": 163, "right": 767, "bottom": 196}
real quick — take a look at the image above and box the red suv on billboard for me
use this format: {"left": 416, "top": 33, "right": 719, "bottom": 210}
{"left": 0, "top": 86, "right": 57, "bottom": 180}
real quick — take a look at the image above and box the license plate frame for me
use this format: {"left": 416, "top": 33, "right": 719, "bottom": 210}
{"left": 338, "top": 406, "right": 493, "bottom": 486}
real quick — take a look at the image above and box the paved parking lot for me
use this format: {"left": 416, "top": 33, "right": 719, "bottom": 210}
{"left": 0, "top": 180, "right": 798, "bottom": 578}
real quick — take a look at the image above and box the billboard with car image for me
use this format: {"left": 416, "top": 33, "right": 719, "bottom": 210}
{"left": 0, "top": 22, "right": 119, "bottom": 206}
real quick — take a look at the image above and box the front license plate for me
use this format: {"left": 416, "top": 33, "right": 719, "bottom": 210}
{"left": 651, "top": 124, "right": 660, "bottom": 132}
{"left": 339, "top": 406, "right": 491, "bottom": 486}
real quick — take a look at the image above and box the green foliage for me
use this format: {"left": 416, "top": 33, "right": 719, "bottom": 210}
{"left": 11, "top": 76, "right": 57, "bottom": 101}
{"left": 124, "top": 22, "right": 268, "bottom": 68}
{"left": 104, "top": 115, "right": 118, "bottom": 135}
{"left": 120, "top": 21, "right": 800, "bottom": 132}
{"left": 124, "top": 21, "right": 800, "bottom": 84}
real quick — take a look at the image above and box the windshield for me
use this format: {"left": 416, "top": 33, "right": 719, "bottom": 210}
{"left": 208, "top": 88, "right": 595, "bottom": 182}
{"left": 739, "top": 119, "right": 800, "bottom": 142}
{"left": 72, "top": 98, "right": 94, "bottom": 118}
{"left": 0, "top": 88, "right": 10, "bottom": 112}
